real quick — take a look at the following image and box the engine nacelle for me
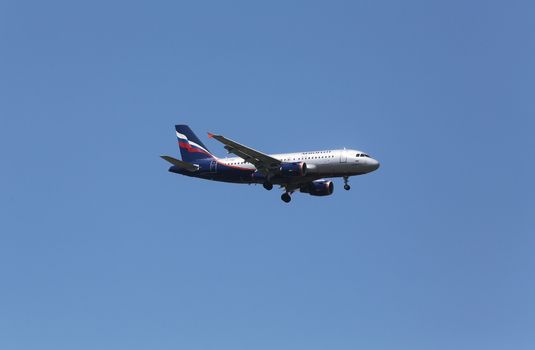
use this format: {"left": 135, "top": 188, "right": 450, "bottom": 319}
{"left": 279, "top": 162, "right": 307, "bottom": 177}
{"left": 300, "top": 180, "right": 334, "bottom": 196}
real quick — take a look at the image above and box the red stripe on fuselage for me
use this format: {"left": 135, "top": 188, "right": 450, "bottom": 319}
{"left": 218, "top": 162, "right": 255, "bottom": 171}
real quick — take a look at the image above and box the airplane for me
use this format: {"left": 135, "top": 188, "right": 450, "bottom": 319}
{"left": 161, "top": 125, "right": 380, "bottom": 203}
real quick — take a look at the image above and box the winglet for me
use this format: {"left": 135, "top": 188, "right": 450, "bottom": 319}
{"left": 207, "top": 132, "right": 214, "bottom": 138}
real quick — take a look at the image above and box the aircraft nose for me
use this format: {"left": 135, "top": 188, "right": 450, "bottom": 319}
{"left": 371, "top": 159, "right": 380, "bottom": 171}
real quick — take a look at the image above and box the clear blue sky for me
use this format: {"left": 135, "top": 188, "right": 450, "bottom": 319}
{"left": 1, "top": 1, "right": 534, "bottom": 349}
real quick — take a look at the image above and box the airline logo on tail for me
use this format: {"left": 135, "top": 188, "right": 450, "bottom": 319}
{"left": 174, "top": 125, "right": 214, "bottom": 162}
{"left": 176, "top": 131, "right": 211, "bottom": 156}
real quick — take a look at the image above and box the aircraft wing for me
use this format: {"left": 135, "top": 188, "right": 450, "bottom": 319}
{"left": 208, "top": 133, "right": 281, "bottom": 173}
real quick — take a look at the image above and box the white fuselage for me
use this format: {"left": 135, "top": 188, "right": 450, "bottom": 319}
{"left": 217, "top": 148, "right": 380, "bottom": 177}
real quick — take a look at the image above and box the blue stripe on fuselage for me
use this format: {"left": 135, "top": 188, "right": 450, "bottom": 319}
{"left": 170, "top": 159, "right": 361, "bottom": 185}
{"left": 169, "top": 158, "right": 255, "bottom": 184}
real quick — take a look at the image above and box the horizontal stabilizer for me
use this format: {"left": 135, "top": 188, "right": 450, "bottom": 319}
{"left": 160, "top": 156, "right": 199, "bottom": 172}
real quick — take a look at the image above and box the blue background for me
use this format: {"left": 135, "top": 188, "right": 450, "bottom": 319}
{"left": 1, "top": 1, "right": 534, "bottom": 349}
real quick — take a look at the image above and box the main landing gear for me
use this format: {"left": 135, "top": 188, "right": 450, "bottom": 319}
{"left": 343, "top": 176, "right": 351, "bottom": 191}
{"left": 263, "top": 182, "right": 273, "bottom": 191}
{"left": 281, "top": 192, "right": 292, "bottom": 203}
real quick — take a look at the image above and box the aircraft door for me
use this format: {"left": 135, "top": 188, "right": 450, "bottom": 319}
{"left": 340, "top": 150, "right": 347, "bottom": 163}
{"left": 210, "top": 160, "right": 217, "bottom": 173}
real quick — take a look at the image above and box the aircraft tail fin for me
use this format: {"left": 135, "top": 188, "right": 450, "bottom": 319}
{"left": 175, "top": 125, "right": 215, "bottom": 162}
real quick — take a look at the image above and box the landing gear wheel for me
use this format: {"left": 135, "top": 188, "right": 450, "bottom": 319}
{"left": 343, "top": 176, "right": 350, "bottom": 191}
{"left": 263, "top": 182, "right": 273, "bottom": 191}
{"left": 281, "top": 192, "right": 292, "bottom": 203}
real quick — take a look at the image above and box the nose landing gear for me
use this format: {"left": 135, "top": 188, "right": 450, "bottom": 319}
{"left": 343, "top": 176, "right": 351, "bottom": 191}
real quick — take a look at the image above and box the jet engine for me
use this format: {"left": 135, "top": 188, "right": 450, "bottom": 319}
{"left": 279, "top": 162, "right": 307, "bottom": 177}
{"left": 300, "top": 180, "right": 334, "bottom": 196}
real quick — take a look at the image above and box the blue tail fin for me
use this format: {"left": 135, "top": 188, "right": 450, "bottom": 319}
{"left": 175, "top": 125, "right": 214, "bottom": 162}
